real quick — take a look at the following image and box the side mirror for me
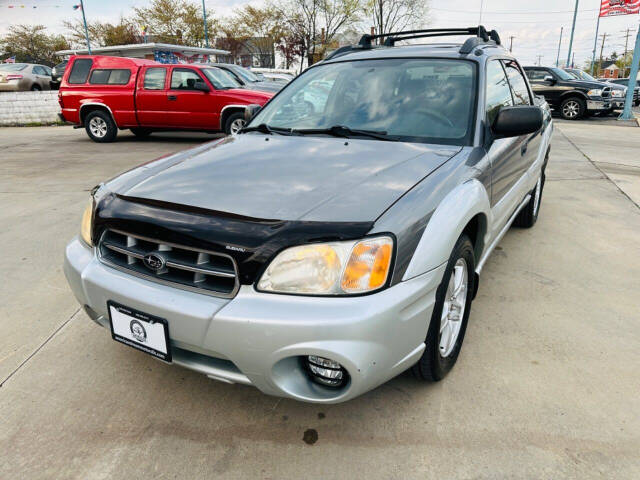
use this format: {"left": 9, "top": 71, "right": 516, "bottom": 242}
{"left": 194, "top": 82, "right": 210, "bottom": 92}
{"left": 543, "top": 75, "right": 556, "bottom": 84}
{"left": 492, "top": 106, "right": 543, "bottom": 138}
{"left": 244, "top": 104, "right": 262, "bottom": 122}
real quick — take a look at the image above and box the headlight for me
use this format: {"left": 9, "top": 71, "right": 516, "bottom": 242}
{"left": 80, "top": 199, "right": 94, "bottom": 246}
{"left": 612, "top": 89, "right": 624, "bottom": 97}
{"left": 587, "top": 89, "right": 603, "bottom": 97}
{"left": 257, "top": 236, "right": 394, "bottom": 295}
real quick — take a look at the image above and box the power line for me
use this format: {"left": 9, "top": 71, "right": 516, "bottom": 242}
{"left": 430, "top": 7, "right": 599, "bottom": 15}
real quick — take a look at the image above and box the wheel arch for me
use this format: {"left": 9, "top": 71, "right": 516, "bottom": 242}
{"left": 402, "top": 179, "right": 491, "bottom": 281}
{"left": 79, "top": 103, "right": 116, "bottom": 127}
{"left": 559, "top": 90, "right": 588, "bottom": 103}
{"left": 220, "top": 105, "right": 246, "bottom": 131}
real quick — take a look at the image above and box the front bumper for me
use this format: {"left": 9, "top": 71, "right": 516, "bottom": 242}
{"left": 586, "top": 99, "right": 610, "bottom": 111}
{"left": 64, "top": 237, "right": 445, "bottom": 403}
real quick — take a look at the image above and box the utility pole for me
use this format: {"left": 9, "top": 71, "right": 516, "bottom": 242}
{"left": 591, "top": 13, "right": 601, "bottom": 76}
{"left": 621, "top": 28, "right": 634, "bottom": 77}
{"left": 79, "top": 0, "right": 91, "bottom": 54}
{"left": 566, "top": 0, "right": 579, "bottom": 67}
{"left": 202, "top": 0, "right": 209, "bottom": 48}
{"left": 479, "top": 0, "right": 484, "bottom": 24}
{"left": 556, "top": 27, "right": 564, "bottom": 67}
{"left": 536, "top": 54, "right": 543, "bottom": 66}
{"left": 598, "top": 32, "right": 608, "bottom": 77}
{"left": 509, "top": 36, "right": 515, "bottom": 53}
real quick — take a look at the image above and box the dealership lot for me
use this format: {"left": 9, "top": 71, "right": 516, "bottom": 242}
{"left": 1, "top": 125, "right": 639, "bottom": 478}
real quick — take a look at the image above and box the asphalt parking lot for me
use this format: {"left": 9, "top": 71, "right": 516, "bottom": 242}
{"left": 1, "top": 124, "right": 639, "bottom": 478}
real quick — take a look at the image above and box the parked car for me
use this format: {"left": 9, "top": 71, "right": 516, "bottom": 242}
{"left": 0, "top": 63, "right": 52, "bottom": 91}
{"left": 523, "top": 66, "right": 611, "bottom": 119}
{"left": 207, "top": 63, "right": 283, "bottom": 93}
{"left": 64, "top": 27, "right": 552, "bottom": 403}
{"left": 564, "top": 68, "right": 635, "bottom": 111}
{"left": 58, "top": 56, "right": 273, "bottom": 142}
{"left": 602, "top": 77, "right": 640, "bottom": 106}
{"left": 50, "top": 60, "right": 68, "bottom": 89}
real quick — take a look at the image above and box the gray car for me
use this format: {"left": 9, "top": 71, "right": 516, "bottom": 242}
{"left": 207, "top": 63, "right": 283, "bottom": 93}
{"left": 0, "top": 63, "right": 52, "bottom": 91}
{"left": 64, "top": 27, "right": 553, "bottom": 403}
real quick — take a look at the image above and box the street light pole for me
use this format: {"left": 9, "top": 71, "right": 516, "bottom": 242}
{"left": 566, "top": 0, "right": 579, "bottom": 67}
{"left": 202, "top": 0, "right": 209, "bottom": 48}
{"left": 556, "top": 27, "right": 563, "bottom": 67}
{"left": 591, "top": 14, "right": 601, "bottom": 75}
{"left": 79, "top": 0, "right": 91, "bottom": 54}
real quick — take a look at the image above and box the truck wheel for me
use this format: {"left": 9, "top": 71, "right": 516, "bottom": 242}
{"left": 130, "top": 128, "right": 152, "bottom": 138}
{"left": 31, "top": 84, "right": 41, "bottom": 91}
{"left": 513, "top": 172, "right": 544, "bottom": 228}
{"left": 85, "top": 110, "right": 117, "bottom": 143}
{"left": 560, "top": 96, "right": 585, "bottom": 120}
{"left": 411, "top": 235, "right": 475, "bottom": 382}
{"left": 224, "top": 112, "right": 246, "bottom": 135}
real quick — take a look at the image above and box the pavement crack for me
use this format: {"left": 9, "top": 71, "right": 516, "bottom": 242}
{"left": 0, "top": 307, "right": 80, "bottom": 389}
{"left": 558, "top": 127, "right": 640, "bottom": 210}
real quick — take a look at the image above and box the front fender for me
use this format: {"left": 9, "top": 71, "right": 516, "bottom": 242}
{"left": 402, "top": 179, "right": 491, "bottom": 280}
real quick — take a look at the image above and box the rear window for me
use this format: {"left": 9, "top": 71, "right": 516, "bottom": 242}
{"left": 68, "top": 59, "right": 93, "bottom": 84}
{"left": 89, "top": 69, "right": 131, "bottom": 85}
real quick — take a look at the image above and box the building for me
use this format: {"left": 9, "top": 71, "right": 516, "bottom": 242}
{"left": 600, "top": 60, "right": 620, "bottom": 79}
{"left": 55, "top": 43, "right": 229, "bottom": 64}
{"left": 215, "top": 37, "right": 275, "bottom": 68}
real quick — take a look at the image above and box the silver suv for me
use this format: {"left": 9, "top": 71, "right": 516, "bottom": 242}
{"left": 64, "top": 27, "right": 553, "bottom": 403}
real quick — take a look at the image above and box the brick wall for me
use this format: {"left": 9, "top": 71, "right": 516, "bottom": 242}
{"left": 0, "top": 91, "right": 61, "bottom": 126}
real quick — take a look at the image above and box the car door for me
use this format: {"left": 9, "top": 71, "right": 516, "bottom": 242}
{"left": 166, "top": 67, "right": 216, "bottom": 128}
{"left": 32, "top": 65, "right": 51, "bottom": 90}
{"left": 503, "top": 59, "right": 541, "bottom": 180}
{"left": 136, "top": 66, "right": 171, "bottom": 127}
{"left": 525, "top": 67, "right": 562, "bottom": 108}
{"left": 485, "top": 59, "right": 524, "bottom": 237}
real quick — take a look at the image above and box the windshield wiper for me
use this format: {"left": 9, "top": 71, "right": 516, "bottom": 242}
{"left": 292, "top": 125, "right": 397, "bottom": 141}
{"left": 241, "top": 123, "right": 294, "bottom": 136}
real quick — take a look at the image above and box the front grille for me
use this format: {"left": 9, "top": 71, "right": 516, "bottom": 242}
{"left": 602, "top": 87, "right": 611, "bottom": 99}
{"left": 98, "top": 229, "right": 239, "bottom": 297}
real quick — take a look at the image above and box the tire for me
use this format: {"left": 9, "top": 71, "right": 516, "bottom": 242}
{"left": 130, "top": 128, "right": 152, "bottom": 138}
{"left": 412, "top": 235, "right": 476, "bottom": 382}
{"left": 634, "top": 100, "right": 640, "bottom": 107}
{"left": 559, "top": 96, "right": 586, "bottom": 120}
{"left": 513, "top": 168, "right": 545, "bottom": 228}
{"left": 84, "top": 110, "right": 117, "bottom": 143}
{"left": 30, "top": 84, "right": 41, "bottom": 91}
{"left": 224, "top": 111, "right": 246, "bottom": 135}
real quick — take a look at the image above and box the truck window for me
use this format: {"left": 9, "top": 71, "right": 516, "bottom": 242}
{"left": 485, "top": 60, "right": 513, "bottom": 124}
{"left": 525, "top": 69, "right": 548, "bottom": 81}
{"left": 144, "top": 68, "right": 166, "bottom": 90}
{"left": 503, "top": 61, "right": 531, "bottom": 106}
{"left": 89, "top": 69, "right": 131, "bottom": 85}
{"left": 171, "top": 68, "right": 206, "bottom": 90}
{"left": 68, "top": 59, "right": 93, "bottom": 84}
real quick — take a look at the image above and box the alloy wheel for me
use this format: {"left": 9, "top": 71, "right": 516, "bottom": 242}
{"left": 89, "top": 117, "right": 108, "bottom": 138}
{"left": 562, "top": 100, "right": 580, "bottom": 119}
{"left": 230, "top": 118, "right": 245, "bottom": 135}
{"left": 439, "top": 258, "right": 468, "bottom": 357}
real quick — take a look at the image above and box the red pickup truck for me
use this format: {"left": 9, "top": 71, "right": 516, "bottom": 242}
{"left": 58, "top": 55, "right": 273, "bottom": 142}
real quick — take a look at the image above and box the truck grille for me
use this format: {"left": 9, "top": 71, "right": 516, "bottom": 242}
{"left": 98, "top": 229, "right": 239, "bottom": 297}
{"left": 602, "top": 87, "right": 611, "bottom": 98}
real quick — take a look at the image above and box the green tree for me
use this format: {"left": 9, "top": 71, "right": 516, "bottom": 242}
{"left": 130, "top": 0, "right": 218, "bottom": 47}
{"left": 0, "top": 24, "right": 69, "bottom": 65}
{"left": 64, "top": 18, "right": 140, "bottom": 48}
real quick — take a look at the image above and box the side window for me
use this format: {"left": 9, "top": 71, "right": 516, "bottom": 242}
{"left": 503, "top": 61, "right": 532, "bottom": 105}
{"left": 485, "top": 60, "right": 513, "bottom": 125}
{"left": 170, "top": 68, "right": 206, "bottom": 90}
{"left": 144, "top": 68, "right": 167, "bottom": 90}
{"left": 89, "top": 69, "right": 131, "bottom": 85}
{"left": 68, "top": 59, "right": 93, "bottom": 84}
{"left": 33, "top": 66, "right": 46, "bottom": 75}
{"left": 525, "top": 69, "right": 548, "bottom": 82}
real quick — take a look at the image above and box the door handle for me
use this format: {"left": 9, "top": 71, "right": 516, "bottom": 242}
{"left": 167, "top": 95, "right": 177, "bottom": 101}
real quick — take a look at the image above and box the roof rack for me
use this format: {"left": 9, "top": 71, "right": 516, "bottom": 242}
{"left": 324, "top": 26, "right": 501, "bottom": 61}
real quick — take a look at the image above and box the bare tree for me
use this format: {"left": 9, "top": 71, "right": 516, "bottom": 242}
{"left": 367, "top": 0, "right": 429, "bottom": 36}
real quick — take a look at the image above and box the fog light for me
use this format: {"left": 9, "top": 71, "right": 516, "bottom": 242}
{"left": 305, "top": 355, "right": 348, "bottom": 388}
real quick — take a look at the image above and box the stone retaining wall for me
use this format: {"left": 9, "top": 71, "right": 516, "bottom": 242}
{"left": 0, "top": 91, "right": 61, "bottom": 126}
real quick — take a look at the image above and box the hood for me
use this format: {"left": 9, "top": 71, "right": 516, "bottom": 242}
{"left": 107, "top": 134, "right": 461, "bottom": 222}
{"left": 568, "top": 79, "right": 611, "bottom": 90}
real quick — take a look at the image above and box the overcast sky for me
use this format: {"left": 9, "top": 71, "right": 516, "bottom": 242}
{"left": 1, "top": 0, "right": 638, "bottom": 66}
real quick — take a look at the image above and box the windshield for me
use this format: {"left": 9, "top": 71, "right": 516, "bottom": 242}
{"left": 203, "top": 68, "right": 242, "bottom": 89}
{"left": 550, "top": 68, "right": 575, "bottom": 81}
{"left": 0, "top": 64, "right": 27, "bottom": 72}
{"left": 230, "top": 65, "right": 260, "bottom": 83}
{"left": 569, "top": 69, "right": 595, "bottom": 81}
{"left": 249, "top": 58, "right": 476, "bottom": 145}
